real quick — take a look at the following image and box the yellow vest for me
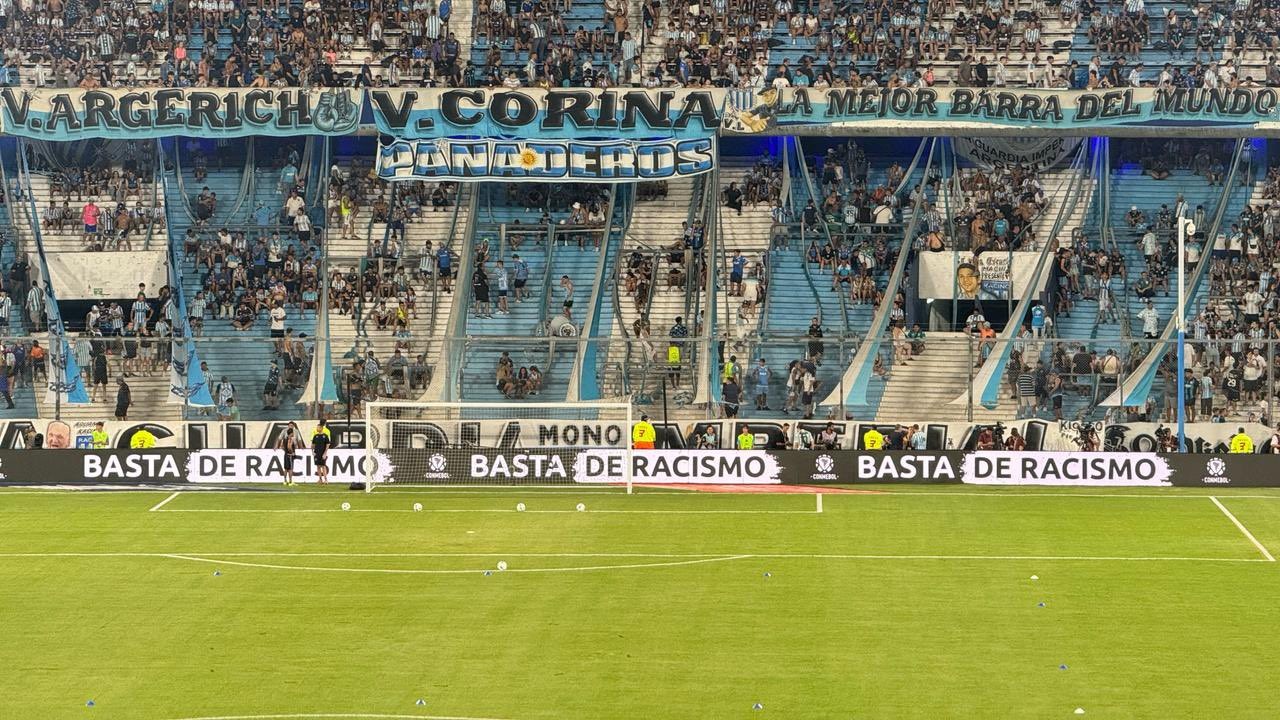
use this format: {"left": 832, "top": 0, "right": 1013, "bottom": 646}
{"left": 91, "top": 430, "right": 109, "bottom": 449}
{"left": 632, "top": 421, "right": 656, "bottom": 444}
{"left": 864, "top": 429, "right": 885, "bottom": 450}
{"left": 667, "top": 346, "right": 681, "bottom": 365}
{"left": 130, "top": 430, "right": 156, "bottom": 449}
{"left": 737, "top": 432, "right": 754, "bottom": 450}
{"left": 1229, "top": 434, "right": 1254, "bottom": 454}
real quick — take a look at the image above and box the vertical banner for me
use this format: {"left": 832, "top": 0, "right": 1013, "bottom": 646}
{"left": 17, "top": 146, "right": 88, "bottom": 406}
{"left": 297, "top": 303, "right": 338, "bottom": 406}
{"left": 163, "top": 175, "right": 214, "bottom": 408}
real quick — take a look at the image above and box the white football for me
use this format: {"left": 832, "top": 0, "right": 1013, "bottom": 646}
{"left": 413, "top": 502, "right": 423, "bottom": 512}
{"left": 516, "top": 502, "right": 526, "bottom": 512}
{"left": 576, "top": 502, "right": 586, "bottom": 512}
{"left": 341, "top": 502, "right": 351, "bottom": 511}
{"left": 497, "top": 561, "right": 508, "bottom": 571}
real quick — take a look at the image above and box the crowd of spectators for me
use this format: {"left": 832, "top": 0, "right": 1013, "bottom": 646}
{"left": 12, "top": 0, "right": 1280, "bottom": 90}
{"left": 1167, "top": 188, "right": 1280, "bottom": 424}
{"left": 788, "top": 144, "right": 903, "bottom": 305}
{"left": 26, "top": 141, "right": 163, "bottom": 252}
{"left": 474, "top": 0, "right": 633, "bottom": 87}
{"left": 494, "top": 349, "right": 544, "bottom": 398}
{"left": 186, "top": 149, "right": 322, "bottom": 334}
{"left": 5, "top": 0, "right": 463, "bottom": 89}
{"left": 325, "top": 163, "right": 460, "bottom": 408}
{"left": 945, "top": 165, "right": 1047, "bottom": 253}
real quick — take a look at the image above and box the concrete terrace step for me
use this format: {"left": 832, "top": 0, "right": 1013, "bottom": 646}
{"left": 874, "top": 332, "right": 1019, "bottom": 422}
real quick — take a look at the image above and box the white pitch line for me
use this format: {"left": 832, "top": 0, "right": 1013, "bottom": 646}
{"left": 163, "top": 713, "right": 514, "bottom": 720}
{"left": 0, "top": 551, "right": 1265, "bottom": 563}
{"left": 0, "top": 552, "right": 728, "bottom": 558}
{"left": 149, "top": 492, "right": 182, "bottom": 512}
{"left": 159, "top": 553, "right": 753, "bottom": 575}
{"left": 158, "top": 508, "right": 817, "bottom": 515}
{"left": 1210, "top": 496, "right": 1277, "bottom": 562}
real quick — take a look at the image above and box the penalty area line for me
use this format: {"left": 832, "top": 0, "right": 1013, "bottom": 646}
{"left": 1211, "top": 496, "right": 1277, "bottom": 562}
{"left": 157, "top": 553, "right": 755, "bottom": 574}
{"left": 157, "top": 508, "right": 819, "bottom": 515}
{"left": 149, "top": 492, "right": 182, "bottom": 512}
{"left": 161, "top": 713, "right": 515, "bottom": 720}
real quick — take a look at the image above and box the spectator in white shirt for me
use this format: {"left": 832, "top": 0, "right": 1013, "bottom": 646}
{"left": 1138, "top": 300, "right": 1159, "bottom": 339}
{"left": 1127, "top": 64, "right": 1144, "bottom": 87}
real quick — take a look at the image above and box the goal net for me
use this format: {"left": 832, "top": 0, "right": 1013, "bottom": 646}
{"left": 365, "top": 401, "right": 634, "bottom": 490}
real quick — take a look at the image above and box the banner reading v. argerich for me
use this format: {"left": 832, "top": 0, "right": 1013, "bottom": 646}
{"left": 0, "top": 87, "right": 363, "bottom": 139}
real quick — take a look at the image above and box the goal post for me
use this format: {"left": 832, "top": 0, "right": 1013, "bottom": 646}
{"left": 364, "top": 401, "right": 635, "bottom": 492}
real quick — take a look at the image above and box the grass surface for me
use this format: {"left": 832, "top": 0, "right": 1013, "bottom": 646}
{"left": 3, "top": 485, "right": 1280, "bottom": 719}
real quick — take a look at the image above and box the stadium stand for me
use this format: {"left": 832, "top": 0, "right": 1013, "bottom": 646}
{"left": 323, "top": 161, "right": 471, "bottom": 413}
{"left": 611, "top": 176, "right": 708, "bottom": 406}
{"left": 164, "top": 139, "right": 321, "bottom": 420}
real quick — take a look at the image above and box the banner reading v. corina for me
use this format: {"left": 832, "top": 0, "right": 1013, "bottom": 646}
{"left": 0, "top": 87, "right": 363, "bottom": 139}
{"left": 368, "top": 88, "right": 728, "bottom": 140}
{"left": 720, "top": 86, "right": 1280, "bottom": 136}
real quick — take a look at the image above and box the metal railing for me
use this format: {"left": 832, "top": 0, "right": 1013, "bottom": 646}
{"left": 9, "top": 331, "right": 1272, "bottom": 428}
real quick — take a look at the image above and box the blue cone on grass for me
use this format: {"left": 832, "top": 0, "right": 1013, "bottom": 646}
{"left": 86, "top": 700, "right": 94, "bottom": 707}
{"left": 1060, "top": 664, "right": 1069, "bottom": 670}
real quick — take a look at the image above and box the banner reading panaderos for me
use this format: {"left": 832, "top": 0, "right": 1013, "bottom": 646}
{"left": 0, "top": 87, "right": 362, "bottom": 139}
{"left": 375, "top": 137, "right": 715, "bottom": 183}
{"left": 721, "top": 86, "right": 1280, "bottom": 135}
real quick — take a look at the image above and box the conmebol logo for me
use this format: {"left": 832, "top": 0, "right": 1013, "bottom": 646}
{"left": 815, "top": 455, "right": 835, "bottom": 473}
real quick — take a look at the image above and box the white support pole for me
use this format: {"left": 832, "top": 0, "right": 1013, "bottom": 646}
{"left": 816, "top": 493, "right": 823, "bottom": 514}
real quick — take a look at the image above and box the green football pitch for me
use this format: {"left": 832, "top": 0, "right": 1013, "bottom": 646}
{"left": 4, "top": 485, "right": 1280, "bottom": 720}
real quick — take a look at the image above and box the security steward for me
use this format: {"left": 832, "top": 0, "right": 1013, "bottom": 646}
{"left": 736, "top": 425, "right": 754, "bottom": 450}
{"left": 632, "top": 414, "right": 656, "bottom": 450}
{"left": 91, "top": 422, "right": 109, "bottom": 449}
{"left": 1229, "top": 427, "right": 1254, "bottom": 454}
{"left": 863, "top": 426, "right": 885, "bottom": 450}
